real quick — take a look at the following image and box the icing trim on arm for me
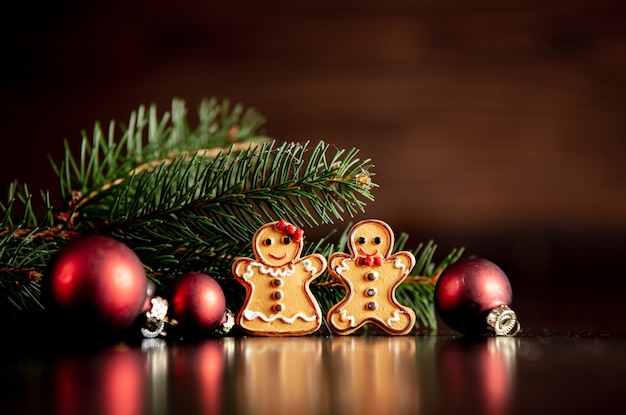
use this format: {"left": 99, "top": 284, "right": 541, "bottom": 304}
{"left": 393, "top": 257, "right": 407, "bottom": 273}
{"left": 333, "top": 257, "right": 351, "bottom": 275}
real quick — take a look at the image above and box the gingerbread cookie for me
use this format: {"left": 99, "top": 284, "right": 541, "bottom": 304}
{"left": 327, "top": 219, "right": 416, "bottom": 335}
{"left": 233, "top": 219, "right": 326, "bottom": 336}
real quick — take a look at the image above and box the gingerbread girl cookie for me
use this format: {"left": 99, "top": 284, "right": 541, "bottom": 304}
{"left": 233, "top": 220, "right": 326, "bottom": 336}
{"left": 327, "top": 219, "right": 416, "bottom": 335}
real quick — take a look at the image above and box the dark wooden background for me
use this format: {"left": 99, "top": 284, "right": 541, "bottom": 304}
{"left": 2, "top": 0, "right": 626, "bottom": 331}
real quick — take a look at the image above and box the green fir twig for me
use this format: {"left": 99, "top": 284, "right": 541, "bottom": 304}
{"left": 0, "top": 97, "right": 462, "bottom": 333}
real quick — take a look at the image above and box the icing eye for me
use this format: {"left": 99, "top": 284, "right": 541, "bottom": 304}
{"left": 358, "top": 237, "right": 367, "bottom": 244}
{"left": 373, "top": 236, "right": 382, "bottom": 245}
{"left": 282, "top": 236, "right": 292, "bottom": 244}
{"left": 264, "top": 238, "right": 273, "bottom": 246}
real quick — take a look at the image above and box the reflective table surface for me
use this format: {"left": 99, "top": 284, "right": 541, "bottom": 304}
{"left": 2, "top": 333, "right": 625, "bottom": 415}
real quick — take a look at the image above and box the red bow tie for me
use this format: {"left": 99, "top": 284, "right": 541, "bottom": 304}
{"left": 356, "top": 255, "right": 383, "bottom": 267}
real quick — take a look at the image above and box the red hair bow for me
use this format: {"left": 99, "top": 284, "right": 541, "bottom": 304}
{"left": 275, "top": 219, "right": 304, "bottom": 242}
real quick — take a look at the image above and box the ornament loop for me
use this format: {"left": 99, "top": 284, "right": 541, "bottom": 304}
{"left": 486, "top": 305, "right": 521, "bottom": 336}
{"left": 141, "top": 296, "right": 178, "bottom": 338}
{"left": 214, "top": 308, "right": 236, "bottom": 336}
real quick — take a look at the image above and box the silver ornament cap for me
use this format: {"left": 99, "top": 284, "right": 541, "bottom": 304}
{"left": 486, "top": 305, "right": 521, "bottom": 336}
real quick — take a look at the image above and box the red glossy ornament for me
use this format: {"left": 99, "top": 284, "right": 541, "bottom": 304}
{"left": 435, "top": 257, "right": 519, "bottom": 336}
{"left": 169, "top": 272, "right": 226, "bottom": 332}
{"left": 44, "top": 235, "right": 148, "bottom": 331}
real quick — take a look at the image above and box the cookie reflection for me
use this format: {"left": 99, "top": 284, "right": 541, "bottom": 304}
{"left": 233, "top": 337, "right": 422, "bottom": 415}
{"left": 234, "top": 338, "right": 327, "bottom": 415}
{"left": 327, "top": 337, "right": 421, "bottom": 415}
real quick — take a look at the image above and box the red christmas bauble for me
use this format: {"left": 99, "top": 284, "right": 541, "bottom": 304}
{"left": 44, "top": 235, "right": 148, "bottom": 331}
{"left": 435, "top": 257, "right": 514, "bottom": 335}
{"left": 169, "top": 272, "right": 226, "bottom": 332}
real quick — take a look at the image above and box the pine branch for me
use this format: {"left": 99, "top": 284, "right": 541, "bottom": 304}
{"left": 0, "top": 184, "right": 58, "bottom": 320}
{"left": 0, "top": 96, "right": 463, "bottom": 333}
{"left": 94, "top": 140, "right": 375, "bottom": 288}
{"left": 0, "top": 98, "right": 379, "bottom": 320}
{"left": 1, "top": 98, "right": 270, "bottom": 318}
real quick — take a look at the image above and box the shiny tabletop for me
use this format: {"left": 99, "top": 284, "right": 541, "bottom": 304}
{"left": 2, "top": 334, "right": 624, "bottom": 415}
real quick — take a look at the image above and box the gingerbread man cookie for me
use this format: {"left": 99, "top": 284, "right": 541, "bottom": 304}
{"left": 327, "top": 219, "right": 416, "bottom": 335}
{"left": 233, "top": 220, "right": 326, "bottom": 336}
